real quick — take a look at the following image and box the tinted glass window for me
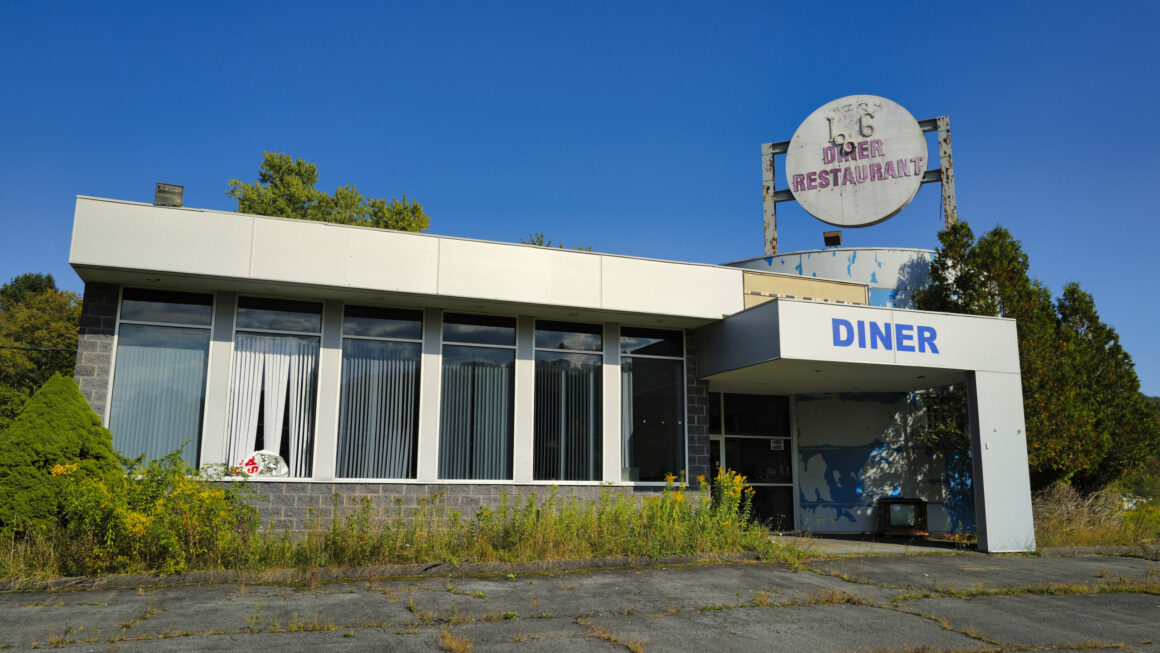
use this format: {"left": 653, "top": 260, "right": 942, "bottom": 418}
{"left": 120, "top": 288, "right": 213, "bottom": 326}
{"left": 620, "top": 327, "right": 683, "bottom": 357}
{"left": 108, "top": 324, "right": 210, "bottom": 466}
{"left": 236, "top": 297, "right": 322, "bottom": 332}
{"left": 724, "top": 437, "right": 792, "bottom": 483}
{"left": 709, "top": 392, "right": 722, "bottom": 434}
{"left": 443, "top": 313, "right": 516, "bottom": 346}
{"left": 343, "top": 305, "right": 422, "bottom": 339}
{"left": 439, "top": 344, "right": 515, "bottom": 479}
{"left": 534, "top": 351, "right": 602, "bottom": 481}
{"left": 621, "top": 356, "right": 684, "bottom": 482}
{"left": 722, "top": 394, "right": 789, "bottom": 437}
{"left": 337, "top": 339, "right": 422, "bottom": 478}
{"left": 535, "top": 320, "right": 602, "bottom": 351}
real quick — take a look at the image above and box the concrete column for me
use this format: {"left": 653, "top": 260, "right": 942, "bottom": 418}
{"left": 968, "top": 370, "right": 1036, "bottom": 552}
{"left": 416, "top": 309, "right": 443, "bottom": 481}
{"left": 602, "top": 323, "right": 621, "bottom": 482}
{"left": 199, "top": 292, "right": 236, "bottom": 468}
{"left": 310, "top": 300, "right": 343, "bottom": 481}
{"left": 512, "top": 316, "right": 535, "bottom": 482}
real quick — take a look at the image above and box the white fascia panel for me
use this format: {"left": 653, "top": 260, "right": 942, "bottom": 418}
{"left": 437, "top": 239, "right": 602, "bottom": 308}
{"left": 249, "top": 218, "right": 439, "bottom": 294}
{"left": 776, "top": 299, "right": 1021, "bottom": 374}
{"left": 890, "top": 309, "right": 1020, "bottom": 374}
{"left": 600, "top": 256, "right": 743, "bottom": 320}
{"left": 71, "top": 199, "right": 254, "bottom": 278}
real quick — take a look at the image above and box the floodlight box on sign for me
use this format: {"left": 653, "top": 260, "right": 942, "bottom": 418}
{"left": 786, "top": 96, "right": 927, "bottom": 227}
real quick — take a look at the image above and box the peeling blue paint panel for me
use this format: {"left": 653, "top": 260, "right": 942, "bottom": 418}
{"left": 868, "top": 288, "right": 897, "bottom": 307}
{"left": 794, "top": 393, "right": 973, "bottom": 534}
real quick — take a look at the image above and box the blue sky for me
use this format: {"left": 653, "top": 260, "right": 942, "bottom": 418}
{"left": 2, "top": 1, "right": 1158, "bottom": 394}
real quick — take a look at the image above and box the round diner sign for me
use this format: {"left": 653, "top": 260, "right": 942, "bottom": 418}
{"left": 785, "top": 95, "right": 927, "bottom": 227}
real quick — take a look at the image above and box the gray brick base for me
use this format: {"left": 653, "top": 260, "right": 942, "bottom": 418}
{"left": 230, "top": 482, "right": 663, "bottom": 533}
{"left": 75, "top": 283, "right": 118, "bottom": 421}
{"left": 685, "top": 331, "right": 711, "bottom": 484}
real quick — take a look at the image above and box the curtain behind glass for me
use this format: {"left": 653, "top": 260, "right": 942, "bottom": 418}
{"left": 108, "top": 324, "right": 210, "bottom": 466}
{"left": 439, "top": 345, "right": 514, "bottom": 480}
{"left": 337, "top": 339, "right": 421, "bottom": 478}
{"left": 621, "top": 357, "right": 684, "bottom": 482}
{"left": 225, "top": 333, "right": 319, "bottom": 477}
{"left": 534, "top": 352, "right": 601, "bottom": 480}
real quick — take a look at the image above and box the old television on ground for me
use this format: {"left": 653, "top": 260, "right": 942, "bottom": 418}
{"left": 876, "top": 498, "right": 929, "bottom": 537}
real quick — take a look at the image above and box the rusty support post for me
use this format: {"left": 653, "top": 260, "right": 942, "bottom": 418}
{"left": 936, "top": 115, "right": 957, "bottom": 227}
{"left": 762, "top": 142, "right": 778, "bottom": 256}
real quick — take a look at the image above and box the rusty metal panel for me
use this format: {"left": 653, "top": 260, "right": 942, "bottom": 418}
{"left": 762, "top": 142, "right": 778, "bottom": 256}
{"left": 936, "top": 115, "right": 957, "bottom": 226}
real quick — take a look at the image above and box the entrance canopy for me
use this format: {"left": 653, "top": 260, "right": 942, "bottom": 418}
{"left": 695, "top": 298, "right": 1019, "bottom": 395}
{"left": 695, "top": 298, "right": 1036, "bottom": 553}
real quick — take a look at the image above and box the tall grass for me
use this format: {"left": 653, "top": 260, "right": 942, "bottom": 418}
{"left": 1033, "top": 483, "right": 1160, "bottom": 548}
{"left": 0, "top": 462, "right": 797, "bottom": 581}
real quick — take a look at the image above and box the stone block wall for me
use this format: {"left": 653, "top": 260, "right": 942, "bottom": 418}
{"left": 74, "top": 282, "right": 118, "bottom": 421}
{"left": 685, "top": 331, "right": 711, "bottom": 483}
{"left": 233, "top": 482, "right": 661, "bottom": 532}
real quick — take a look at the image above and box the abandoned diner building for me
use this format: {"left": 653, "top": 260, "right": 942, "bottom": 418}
{"left": 67, "top": 100, "right": 1038, "bottom": 553}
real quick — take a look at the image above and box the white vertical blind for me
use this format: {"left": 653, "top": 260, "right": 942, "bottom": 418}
{"left": 108, "top": 324, "right": 210, "bottom": 465}
{"left": 225, "top": 333, "right": 319, "bottom": 477}
{"left": 533, "top": 354, "right": 601, "bottom": 480}
{"left": 439, "top": 346, "right": 514, "bottom": 479}
{"left": 337, "top": 340, "right": 421, "bottom": 478}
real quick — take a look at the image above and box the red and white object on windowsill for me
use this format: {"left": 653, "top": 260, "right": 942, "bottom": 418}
{"left": 235, "top": 450, "right": 290, "bottom": 477}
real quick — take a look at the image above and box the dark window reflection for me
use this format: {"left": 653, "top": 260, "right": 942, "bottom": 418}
{"left": 343, "top": 305, "right": 422, "bottom": 339}
{"left": 621, "top": 356, "right": 684, "bottom": 481}
{"left": 443, "top": 313, "right": 516, "bottom": 346}
{"left": 120, "top": 288, "right": 213, "bottom": 325}
{"left": 620, "top": 327, "right": 683, "bottom": 357}
{"left": 534, "top": 320, "right": 602, "bottom": 351}
{"left": 723, "top": 394, "right": 789, "bottom": 437}
{"left": 237, "top": 297, "right": 322, "bottom": 332}
{"left": 724, "top": 437, "right": 792, "bottom": 483}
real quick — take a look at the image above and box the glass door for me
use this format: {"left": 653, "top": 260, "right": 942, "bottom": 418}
{"left": 709, "top": 393, "right": 796, "bottom": 532}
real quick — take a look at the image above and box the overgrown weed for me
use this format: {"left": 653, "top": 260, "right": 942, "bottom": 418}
{"left": 1034, "top": 483, "right": 1160, "bottom": 547}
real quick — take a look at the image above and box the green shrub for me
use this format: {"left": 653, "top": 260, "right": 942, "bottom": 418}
{"left": 0, "top": 374, "right": 120, "bottom": 533}
{"left": 54, "top": 453, "right": 259, "bottom": 575}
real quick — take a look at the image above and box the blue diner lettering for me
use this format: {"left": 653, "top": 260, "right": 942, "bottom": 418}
{"left": 832, "top": 318, "right": 854, "bottom": 346}
{"left": 869, "top": 321, "right": 892, "bottom": 350}
{"left": 917, "top": 325, "right": 939, "bottom": 353}
{"left": 895, "top": 324, "right": 915, "bottom": 352}
{"left": 830, "top": 318, "right": 939, "bottom": 354}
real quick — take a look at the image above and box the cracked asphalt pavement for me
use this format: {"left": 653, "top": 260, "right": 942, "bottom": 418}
{"left": 2, "top": 551, "right": 1158, "bottom": 652}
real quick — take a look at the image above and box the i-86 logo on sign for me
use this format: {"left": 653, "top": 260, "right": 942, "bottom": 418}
{"left": 785, "top": 95, "right": 928, "bottom": 228}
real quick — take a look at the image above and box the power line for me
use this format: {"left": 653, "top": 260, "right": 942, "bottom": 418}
{"left": 0, "top": 345, "right": 78, "bottom": 353}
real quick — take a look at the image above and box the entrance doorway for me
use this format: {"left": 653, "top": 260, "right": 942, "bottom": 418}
{"left": 708, "top": 393, "right": 795, "bottom": 531}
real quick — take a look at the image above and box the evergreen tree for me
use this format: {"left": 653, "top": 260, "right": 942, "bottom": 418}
{"left": 915, "top": 221, "right": 1159, "bottom": 491}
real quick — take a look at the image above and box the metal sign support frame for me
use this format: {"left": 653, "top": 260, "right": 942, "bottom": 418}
{"left": 761, "top": 115, "right": 957, "bottom": 256}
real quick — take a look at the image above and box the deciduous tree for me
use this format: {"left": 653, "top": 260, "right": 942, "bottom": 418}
{"left": 226, "top": 152, "right": 429, "bottom": 232}
{"left": 0, "top": 274, "right": 81, "bottom": 429}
